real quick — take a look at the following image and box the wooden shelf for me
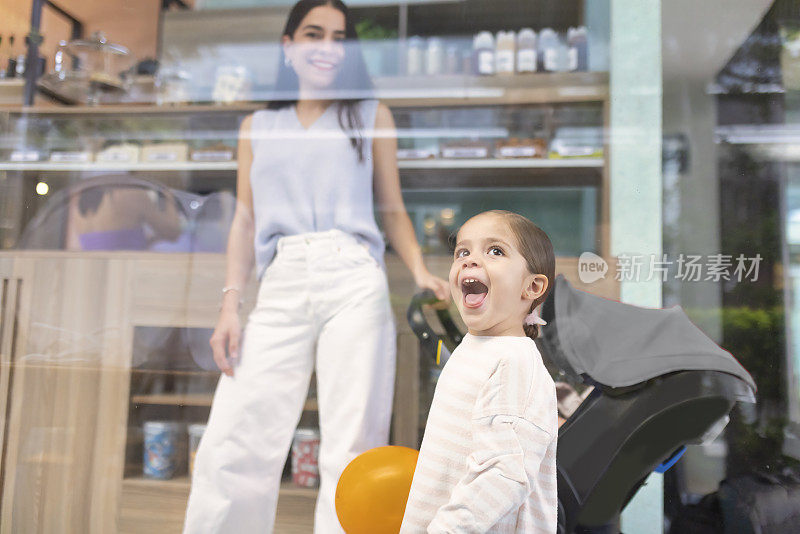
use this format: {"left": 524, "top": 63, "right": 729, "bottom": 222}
{"left": 0, "top": 79, "right": 26, "bottom": 108}
{"left": 0, "top": 102, "right": 261, "bottom": 114}
{"left": 0, "top": 161, "right": 237, "bottom": 172}
{"left": 0, "top": 158, "right": 602, "bottom": 172}
{"left": 376, "top": 71, "right": 608, "bottom": 106}
{"left": 278, "top": 481, "right": 319, "bottom": 499}
{"left": 123, "top": 475, "right": 193, "bottom": 491}
{"left": 131, "top": 393, "right": 214, "bottom": 407}
{"left": 119, "top": 476, "right": 317, "bottom": 532}
{"left": 122, "top": 476, "right": 319, "bottom": 499}
{"left": 131, "top": 369, "right": 220, "bottom": 377}
{"left": 130, "top": 393, "right": 319, "bottom": 411}
{"left": 398, "top": 157, "right": 603, "bottom": 169}
{"left": 0, "top": 71, "right": 609, "bottom": 114}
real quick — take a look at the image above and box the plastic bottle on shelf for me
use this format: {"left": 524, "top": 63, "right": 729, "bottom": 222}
{"left": 406, "top": 36, "right": 424, "bottom": 76}
{"left": 538, "top": 28, "right": 559, "bottom": 72}
{"left": 516, "top": 28, "right": 537, "bottom": 73}
{"left": 552, "top": 33, "right": 570, "bottom": 72}
{"left": 7, "top": 35, "right": 16, "bottom": 79}
{"left": 426, "top": 37, "right": 443, "bottom": 76}
{"left": 495, "top": 31, "right": 516, "bottom": 75}
{"left": 445, "top": 44, "right": 461, "bottom": 75}
{"left": 569, "top": 26, "right": 589, "bottom": 71}
{"left": 54, "top": 40, "right": 68, "bottom": 75}
{"left": 15, "top": 52, "right": 26, "bottom": 78}
{"left": 473, "top": 31, "right": 495, "bottom": 76}
{"left": 461, "top": 49, "right": 472, "bottom": 75}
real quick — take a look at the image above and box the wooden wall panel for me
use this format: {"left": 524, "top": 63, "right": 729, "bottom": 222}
{"left": 1, "top": 0, "right": 166, "bottom": 77}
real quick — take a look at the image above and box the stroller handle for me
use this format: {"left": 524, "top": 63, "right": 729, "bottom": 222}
{"left": 406, "top": 291, "right": 463, "bottom": 366}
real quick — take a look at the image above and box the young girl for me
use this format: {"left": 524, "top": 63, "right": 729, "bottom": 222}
{"left": 183, "top": 1, "right": 447, "bottom": 532}
{"left": 400, "top": 210, "right": 558, "bottom": 533}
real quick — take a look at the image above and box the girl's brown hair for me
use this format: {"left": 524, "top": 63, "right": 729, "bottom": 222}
{"left": 487, "top": 210, "right": 555, "bottom": 340}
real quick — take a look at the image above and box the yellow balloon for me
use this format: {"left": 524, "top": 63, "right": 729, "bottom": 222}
{"left": 335, "top": 446, "right": 419, "bottom": 534}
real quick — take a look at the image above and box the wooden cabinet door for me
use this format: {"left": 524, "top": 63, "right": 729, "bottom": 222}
{"left": 0, "top": 256, "right": 23, "bottom": 518}
{"left": 0, "top": 255, "right": 133, "bottom": 534}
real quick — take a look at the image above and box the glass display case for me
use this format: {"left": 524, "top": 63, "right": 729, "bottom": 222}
{"left": 392, "top": 102, "right": 604, "bottom": 257}
{"left": 0, "top": 79, "right": 608, "bottom": 255}
{"left": 0, "top": 106, "right": 244, "bottom": 250}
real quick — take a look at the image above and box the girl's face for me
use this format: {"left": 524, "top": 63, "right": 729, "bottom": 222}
{"left": 449, "top": 213, "right": 547, "bottom": 337}
{"left": 282, "top": 5, "right": 347, "bottom": 91}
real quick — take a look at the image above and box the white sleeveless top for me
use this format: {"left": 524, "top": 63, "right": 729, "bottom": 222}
{"left": 248, "top": 99, "right": 384, "bottom": 279}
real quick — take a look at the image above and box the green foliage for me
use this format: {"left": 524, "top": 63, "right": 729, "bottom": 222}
{"left": 725, "top": 306, "right": 784, "bottom": 401}
{"left": 686, "top": 305, "right": 796, "bottom": 472}
{"left": 355, "top": 19, "right": 397, "bottom": 41}
{"left": 685, "top": 305, "right": 784, "bottom": 401}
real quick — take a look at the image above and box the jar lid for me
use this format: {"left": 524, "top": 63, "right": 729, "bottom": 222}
{"left": 294, "top": 428, "right": 320, "bottom": 439}
{"left": 144, "top": 421, "right": 183, "bottom": 431}
{"left": 474, "top": 31, "right": 495, "bottom": 48}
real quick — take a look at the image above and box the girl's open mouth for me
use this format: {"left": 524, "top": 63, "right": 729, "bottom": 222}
{"left": 462, "top": 278, "right": 488, "bottom": 308}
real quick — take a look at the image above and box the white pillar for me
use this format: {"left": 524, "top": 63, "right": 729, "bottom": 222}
{"left": 609, "top": 0, "right": 664, "bottom": 532}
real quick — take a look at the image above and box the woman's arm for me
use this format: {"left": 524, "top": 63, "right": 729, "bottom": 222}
{"left": 221, "top": 114, "right": 257, "bottom": 310}
{"left": 209, "top": 114, "right": 257, "bottom": 376}
{"left": 372, "top": 102, "right": 449, "bottom": 300}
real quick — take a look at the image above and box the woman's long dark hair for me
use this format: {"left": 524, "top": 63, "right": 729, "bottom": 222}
{"left": 269, "top": 0, "right": 375, "bottom": 162}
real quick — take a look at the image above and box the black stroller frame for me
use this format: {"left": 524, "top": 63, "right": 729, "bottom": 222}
{"left": 407, "top": 275, "right": 756, "bottom": 534}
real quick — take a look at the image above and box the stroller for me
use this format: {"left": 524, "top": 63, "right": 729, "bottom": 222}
{"left": 407, "top": 274, "right": 756, "bottom": 534}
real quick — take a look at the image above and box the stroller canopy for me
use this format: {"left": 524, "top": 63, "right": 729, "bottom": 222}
{"left": 539, "top": 274, "right": 757, "bottom": 392}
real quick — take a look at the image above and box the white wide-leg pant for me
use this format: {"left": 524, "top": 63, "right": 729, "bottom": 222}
{"left": 183, "top": 230, "right": 397, "bottom": 533}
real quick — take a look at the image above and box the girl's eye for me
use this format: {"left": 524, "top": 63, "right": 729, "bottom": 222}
{"left": 488, "top": 246, "right": 504, "bottom": 256}
{"left": 305, "top": 31, "right": 322, "bottom": 39}
{"left": 455, "top": 248, "right": 469, "bottom": 258}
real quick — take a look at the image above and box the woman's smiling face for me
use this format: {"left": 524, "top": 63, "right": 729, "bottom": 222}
{"left": 282, "top": 5, "right": 347, "bottom": 90}
{"left": 449, "top": 212, "right": 544, "bottom": 337}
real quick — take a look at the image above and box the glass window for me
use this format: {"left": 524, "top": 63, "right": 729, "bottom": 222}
{"left": 1, "top": 1, "right": 798, "bottom": 533}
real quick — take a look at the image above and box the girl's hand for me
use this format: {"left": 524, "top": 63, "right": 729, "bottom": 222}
{"left": 209, "top": 310, "right": 242, "bottom": 377}
{"left": 415, "top": 269, "right": 450, "bottom": 301}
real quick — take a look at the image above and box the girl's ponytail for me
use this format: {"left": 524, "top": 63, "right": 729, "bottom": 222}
{"left": 486, "top": 210, "right": 555, "bottom": 341}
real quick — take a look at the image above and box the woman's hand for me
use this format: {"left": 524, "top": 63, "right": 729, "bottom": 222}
{"left": 414, "top": 268, "right": 450, "bottom": 301}
{"left": 209, "top": 309, "right": 242, "bottom": 377}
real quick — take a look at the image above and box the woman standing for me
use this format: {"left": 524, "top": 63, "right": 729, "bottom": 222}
{"left": 183, "top": 1, "right": 448, "bottom": 532}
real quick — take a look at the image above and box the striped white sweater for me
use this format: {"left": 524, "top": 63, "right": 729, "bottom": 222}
{"left": 400, "top": 333, "right": 558, "bottom": 533}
